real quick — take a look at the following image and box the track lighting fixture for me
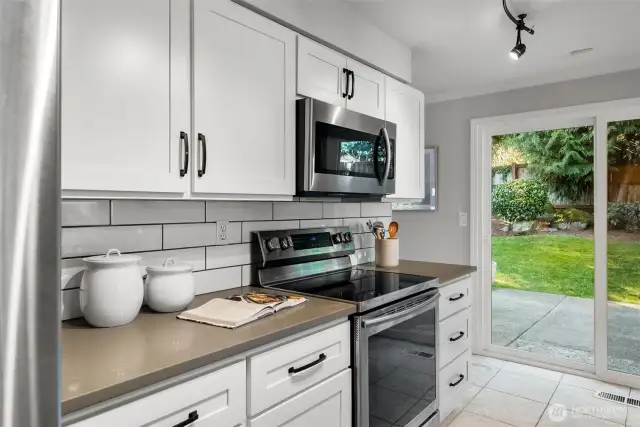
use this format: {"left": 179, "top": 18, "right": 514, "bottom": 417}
{"left": 503, "top": 0, "right": 534, "bottom": 60}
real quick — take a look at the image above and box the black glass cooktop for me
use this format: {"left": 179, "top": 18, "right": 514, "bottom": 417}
{"left": 267, "top": 269, "right": 438, "bottom": 312}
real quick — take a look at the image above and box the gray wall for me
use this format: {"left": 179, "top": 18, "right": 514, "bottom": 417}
{"left": 395, "top": 68, "right": 640, "bottom": 265}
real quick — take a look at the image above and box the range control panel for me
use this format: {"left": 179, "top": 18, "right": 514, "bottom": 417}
{"left": 255, "top": 226, "right": 355, "bottom": 264}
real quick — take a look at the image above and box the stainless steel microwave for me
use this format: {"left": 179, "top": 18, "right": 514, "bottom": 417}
{"left": 296, "top": 98, "right": 397, "bottom": 197}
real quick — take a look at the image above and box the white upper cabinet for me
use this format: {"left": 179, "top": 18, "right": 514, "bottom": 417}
{"left": 385, "top": 77, "right": 425, "bottom": 200}
{"left": 297, "top": 37, "right": 348, "bottom": 107}
{"left": 297, "top": 37, "right": 385, "bottom": 120}
{"left": 345, "top": 58, "right": 385, "bottom": 120}
{"left": 192, "top": 0, "right": 296, "bottom": 197}
{"left": 61, "top": 0, "right": 190, "bottom": 196}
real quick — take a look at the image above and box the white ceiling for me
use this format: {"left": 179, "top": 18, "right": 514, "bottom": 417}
{"left": 342, "top": 0, "right": 640, "bottom": 101}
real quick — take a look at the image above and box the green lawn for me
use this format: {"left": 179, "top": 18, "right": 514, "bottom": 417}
{"left": 492, "top": 235, "right": 640, "bottom": 304}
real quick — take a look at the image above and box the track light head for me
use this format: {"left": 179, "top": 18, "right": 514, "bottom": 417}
{"left": 510, "top": 43, "right": 526, "bottom": 60}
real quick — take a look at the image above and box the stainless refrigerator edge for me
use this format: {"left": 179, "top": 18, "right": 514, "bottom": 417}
{"left": 1, "top": 0, "right": 62, "bottom": 426}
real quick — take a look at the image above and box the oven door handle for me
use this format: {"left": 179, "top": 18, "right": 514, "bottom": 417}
{"left": 381, "top": 127, "right": 391, "bottom": 187}
{"left": 361, "top": 293, "right": 439, "bottom": 329}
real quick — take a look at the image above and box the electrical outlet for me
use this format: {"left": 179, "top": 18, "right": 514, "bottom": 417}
{"left": 459, "top": 212, "right": 468, "bottom": 227}
{"left": 216, "top": 221, "right": 229, "bottom": 245}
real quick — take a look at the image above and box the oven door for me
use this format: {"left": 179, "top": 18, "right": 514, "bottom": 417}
{"left": 354, "top": 290, "right": 439, "bottom": 427}
{"left": 298, "top": 98, "right": 396, "bottom": 196}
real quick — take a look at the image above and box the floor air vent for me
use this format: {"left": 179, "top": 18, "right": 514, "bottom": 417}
{"left": 595, "top": 391, "right": 640, "bottom": 408}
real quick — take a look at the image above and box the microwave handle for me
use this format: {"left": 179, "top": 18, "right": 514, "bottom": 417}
{"left": 381, "top": 127, "right": 391, "bottom": 186}
{"left": 361, "top": 292, "right": 439, "bottom": 329}
{"left": 374, "top": 129, "right": 383, "bottom": 185}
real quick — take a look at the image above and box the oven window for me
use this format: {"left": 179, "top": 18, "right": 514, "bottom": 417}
{"left": 368, "top": 306, "right": 437, "bottom": 426}
{"left": 314, "top": 122, "right": 394, "bottom": 179}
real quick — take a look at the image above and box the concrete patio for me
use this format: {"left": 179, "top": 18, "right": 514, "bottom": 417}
{"left": 492, "top": 288, "right": 640, "bottom": 375}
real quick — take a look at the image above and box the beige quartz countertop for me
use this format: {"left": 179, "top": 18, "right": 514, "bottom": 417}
{"left": 61, "top": 286, "right": 356, "bottom": 416}
{"left": 360, "top": 259, "right": 477, "bottom": 284}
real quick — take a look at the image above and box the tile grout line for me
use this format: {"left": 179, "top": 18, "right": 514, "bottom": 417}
{"left": 535, "top": 374, "right": 563, "bottom": 427}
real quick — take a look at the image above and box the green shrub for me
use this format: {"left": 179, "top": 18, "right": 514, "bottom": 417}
{"left": 492, "top": 179, "right": 549, "bottom": 223}
{"left": 554, "top": 208, "right": 593, "bottom": 225}
{"left": 608, "top": 202, "right": 640, "bottom": 232}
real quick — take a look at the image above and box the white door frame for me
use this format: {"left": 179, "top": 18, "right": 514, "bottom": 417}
{"left": 470, "top": 97, "right": 640, "bottom": 389}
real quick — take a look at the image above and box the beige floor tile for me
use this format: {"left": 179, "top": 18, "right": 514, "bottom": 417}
{"left": 486, "top": 369, "right": 559, "bottom": 403}
{"left": 502, "top": 362, "right": 563, "bottom": 382}
{"left": 538, "top": 405, "right": 625, "bottom": 427}
{"left": 470, "top": 363, "right": 500, "bottom": 387}
{"left": 449, "top": 411, "right": 515, "bottom": 427}
{"left": 466, "top": 389, "right": 546, "bottom": 427}
{"left": 549, "top": 384, "right": 627, "bottom": 425}
{"left": 458, "top": 383, "right": 483, "bottom": 409}
{"left": 472, "top": 354, "right": 508, "bottom": 370}
{"left": 627, "top": 406, "right": 640, "bottom": 427}
{"left": 560, "top": 374, "right": 630, "bottom": 396}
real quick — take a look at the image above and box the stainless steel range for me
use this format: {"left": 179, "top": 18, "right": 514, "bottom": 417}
{"left": 254, "top": 226, "right": 440, "bottom": 427}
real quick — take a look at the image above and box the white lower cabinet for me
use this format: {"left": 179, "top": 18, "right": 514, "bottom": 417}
{"left": 69, "top": 361, "right": 246, "bottom": 427}
{"left": 439, "top": 351, "right": 470, "bottom": 422}
{"left": 249, "top": 369, "right": 352, "bottom": 427}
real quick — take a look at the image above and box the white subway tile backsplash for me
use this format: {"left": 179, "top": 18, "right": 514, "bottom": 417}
{"left": 299, "top": 218, "right": 343, "bottom": 228}
{"left": 62, "top": 200, "right": 110, "bottom": 227}
{"left": 206, "top": 244, "right": 253, "bottom": 269}
{"left": 273, "top": 202, "right": 322, "bottom": 220}
{"left": 241, "top": 220, "right": 299, "bottom": 243}
{"left": 343, "top": 217, "right": 370, "bottom": 234}
{"left": 206, "top": 201, "right": 272, "bottom": 222}
{"left": 360, "top": 202, "right": 392, "bottom": 218}
{"left": 136, "top": 248, "right": 206, "bottom": 273}
{"left": 111, "top": 200, "right": 204, "bottom": 225}
{"left": 194, "top": 267, "right": 241, "bottom": 295}
{"left": 62, "top": 225, "right": 162, "bottom": 258}
{"left": 222, "top": 222, "right": 242, "bottom": 245}
{"left": 354, "top": 233, "right": 375, "bottom": 249}
{"left": 61, "top": 289, "right": 82, "bottom": 321}
{"left": 322, "top": 203, "right": 360, "bottom": 218}
{"left": 163, "top": 223, "right": 217, "bottom": 249}
{"left": 242, "top": 264, "right": 258, "bottom": 286}
{"left": 350, "top": 248, "right": 375, "bottom": 265}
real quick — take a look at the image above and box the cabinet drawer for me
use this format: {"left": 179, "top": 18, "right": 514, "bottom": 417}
{"left": 439, "top": 308, "right": 470, "bottom": 368}
{"left": 439, "top": 351, "right": 470, "bottom": 422}
{"left": 70, "top": 361, "right": 246, "bottom": 427}
{"left": 439, "top": 276, "right": 471, "bottom": 321}
{"left": 248, "top": 322, "right": 350, "bottom": 415}
{"left": 250, "top": 369, "right": 351, "bottom": 427}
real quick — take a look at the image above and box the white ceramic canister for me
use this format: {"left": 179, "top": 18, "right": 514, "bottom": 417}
{"left": 145, "top": 258, "right": 195, "bottom": 313}
{"left": 80, "top": 249, "right": 144, "bottom": 327}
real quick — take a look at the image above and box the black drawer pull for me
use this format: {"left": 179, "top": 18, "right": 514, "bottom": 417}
{"left": 288, "top": 353, "right": 326, "bottom": 375}
{"left": 179, "top": 131, "right": 189, "bottom": 177}
{"left": 173, "top": 410, "right": 199, "bottom": 427}
{"left": 449, "top": 293, "right": 465, "bottom": 302}
{"left": 449, "top": 374, "right": 465, "bottom": 387}
{"left": 450, "top": 331, "right": 465, "bottom": 342}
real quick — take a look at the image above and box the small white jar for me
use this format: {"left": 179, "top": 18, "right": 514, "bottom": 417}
{"left": 81, "top": 249, "right": 144, "bottom": 327}
{"left": 145, "top": 258, "right": 195, "bottom": 313}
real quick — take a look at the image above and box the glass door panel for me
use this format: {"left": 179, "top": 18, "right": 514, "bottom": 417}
{"left": 606, "top": 118, "right": 640, "bottom": 376}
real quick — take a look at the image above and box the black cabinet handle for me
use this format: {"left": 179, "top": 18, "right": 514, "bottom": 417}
{"left": 179, "top": 131, "right": 189, "bottom": 177}
{"left": 347, "top": 70, "right": 355, "bottom": 100}
{"left": 172, "top": 410, "right": 199, "bottom": 427}
{"left": 449, "top": 293, "right": 465, "bottom": 302}
{"left": 197, "top": 133, "right": 207, "bottom": 177}
{"left": 450, "top": 331, "right": 465, "bottom": 342}
{"left": 288, "top": 353, "right": 326, "bottom": 375}
{"left": 449, "top": 374, "right": 465, "bottom": 388}
{"left": 342, "top": 68, "right": 350, "bottom": 98}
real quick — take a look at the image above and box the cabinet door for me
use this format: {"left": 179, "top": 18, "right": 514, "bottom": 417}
{"left": 346, "top": 59, "right": 385, "bottom": 120}
{"left": 192, "top": 0, "right": 296, "bottom": 197}
{"left": 385, "top": 78, "right": 425, "bottom": 199}
{"left": 61, "top": 0, "right": 190, "bottom": 195}
{"left": 250, "top": 370, "right": 351, "bottom": 427}
{"left": 297, "top": 36, "right": 348, "bottom": 107}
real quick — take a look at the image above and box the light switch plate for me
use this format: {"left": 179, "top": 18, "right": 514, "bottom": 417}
{"left": 216, "top": 220, "right": 230, "bottom": 245}
{"left": 459, "top": 212, "right": 468, "bottom": 227}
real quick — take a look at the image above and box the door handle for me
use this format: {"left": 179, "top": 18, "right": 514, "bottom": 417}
{"left": 449, "top": 374, "right": 465, "bottom": 387}
{"left": 450, "top": 331, "right": 465, "bottom": 342}
{"left": 179, "top": 131, "right": 189, "bottom": 177}
{"left": 381, "top": 127, "right": 391, "bottom": 186}
{"left": 197, "top": 133, "right": 207, "bottom": 177}
{"left": 362, "top": 293, "right": 439, "bottom": 328}
{"left": 172, "top": 410, "right": 199, "bottom": 427}
{"left": 449, "top": 293, "right": 465, "bottom": 302}
{"left": 288, "top": 353, "right": 327, "bottom": 375}
{"left": 342, "top": 68, "right": 350, "bottom": 98}
{"left": 347, "top": 70, "right": 355, "bottom": 100}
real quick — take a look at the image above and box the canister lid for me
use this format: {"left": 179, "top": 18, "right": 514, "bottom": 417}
{"left": 145, "top": 258, "right": 193, "bottom": 273}
{"left": 83, "top": 249, "right": 141, "bottom": 265}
